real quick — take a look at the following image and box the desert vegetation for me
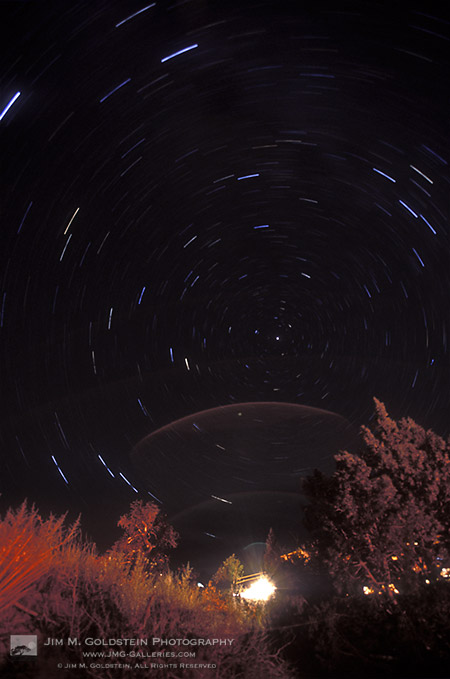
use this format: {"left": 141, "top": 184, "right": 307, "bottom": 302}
{"left": 266, "top": 399, "right": 450, "bottom": 677}
{"left": 2, "top": 400, "right": 450, "bottom": 678}
{"left": 0, "top": 501, "right": 291, "bottom": 678}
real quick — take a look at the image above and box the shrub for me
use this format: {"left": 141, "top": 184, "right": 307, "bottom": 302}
{"left": 0, "top": 501, "right": 79, "bottom": 615}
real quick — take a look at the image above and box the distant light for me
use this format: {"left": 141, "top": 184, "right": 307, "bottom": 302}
{"left": 412, "top": 247, "right": 425, "bottom": 267}
{"left": 0, "top": 91, "right": 21, "bottom": 121}
{"left": 373, "top": 167, "right": 396, "bottom": 183}
{"left": 161, "top": 44, "right": 198, "bottom": 63}
{"left": 410, "top": 164, "right": 433, "bottom": 184}
{"left": 51, "top": 455, "right": 69, "bottom": 485}
{"left": 98, "top": 454, "right": 115, "bottom": 478}
{"left": 119, "top": 472, "right": 138, "bottom": 493}
{"left": 197, "top": 582, "right": 204, "bottom": 588}
{"left": 399, "top": 200, "right": 418, "bottom": 218}
{"left": 115, "top": 3, "right": 155, "bottom": 28}
{"left": 388, "top": 583, "right": 400, "bottom": 594}
{"left": 211, "top": 494, "right": 232, "bottom": 505}
{"left": 241, "top": 576, "right": 276, "bottom": 602}
{"left": 100, "top": 78, "right": 131, "bottom": 103}
{"left": 420, "top": 214, "right": 436, "bottom": 234}
{"left": 138, "top": 286, "right": 146, "bottom": 304}
{"left": 183, "top": 235, "right": 197, "bottom": 248}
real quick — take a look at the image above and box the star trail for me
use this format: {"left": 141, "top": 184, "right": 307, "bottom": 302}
{"left": 1, "top": 1, "right": 449, "bottom": 552}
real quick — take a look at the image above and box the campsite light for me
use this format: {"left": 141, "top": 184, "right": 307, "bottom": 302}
{"left": 241, "top": 576, "right": 276, "bottom": 602}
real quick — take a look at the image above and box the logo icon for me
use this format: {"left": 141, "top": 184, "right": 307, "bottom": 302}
{"left": 10, "top": 635, "right": 38, "bottom": 659}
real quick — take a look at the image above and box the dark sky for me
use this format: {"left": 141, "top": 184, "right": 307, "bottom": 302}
{"left": 1, "top": 1, "right": 449, "bottom": 558}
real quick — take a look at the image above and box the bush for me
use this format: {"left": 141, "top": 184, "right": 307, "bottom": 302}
{"left": 0, "top": 501, "right": 79, "bottom": 615}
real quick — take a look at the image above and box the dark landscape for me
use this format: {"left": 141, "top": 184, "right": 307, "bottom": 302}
{"left": 1, "top": 1, "right": 449, "bottom": 677}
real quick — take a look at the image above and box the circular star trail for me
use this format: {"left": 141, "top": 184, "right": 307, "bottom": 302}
{"left": 1, "top": 1, "right": 449, "bottom": 549}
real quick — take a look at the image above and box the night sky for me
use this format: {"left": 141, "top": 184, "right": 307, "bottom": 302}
{"left": 1, "top": 1, "right": 449, "bottom": 567}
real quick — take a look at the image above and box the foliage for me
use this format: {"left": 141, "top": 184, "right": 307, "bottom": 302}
{"left": 0, "top": 503, "right": 293, "bottom": 679}
{"left": 112, "top": 500, "right": 178, "bottom": 572}
{"left": 302, "top": 399, "right": 450, "bottom": 596}
{"left": 211, "top": 553, "right": 245, "bottom": 594}
{"left": 0, "top": 501, "right": 79, "bottom": 615}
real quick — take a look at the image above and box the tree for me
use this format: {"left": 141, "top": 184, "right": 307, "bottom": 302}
{"left": 211, "top": 554, "right": 244, "bottom": 594}
{"left": 302, "top": 399, "right": 450, "bottom": 596}
{"left": 264, "top": 527, "right": 282, "bottom": 575}
{"left": 112, "top": 500, "right": 178, "bottom": 572}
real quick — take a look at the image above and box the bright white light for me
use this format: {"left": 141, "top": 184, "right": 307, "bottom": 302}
{"left": 0, "top": 91, "right": 21, "bottom": 121}
{"left": 241, "top": 576, "right": 276, "bottom": 601}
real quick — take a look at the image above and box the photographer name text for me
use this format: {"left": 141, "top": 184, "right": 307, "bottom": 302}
{"left": 44, "top": 637, "right": 234, "bottom": 647}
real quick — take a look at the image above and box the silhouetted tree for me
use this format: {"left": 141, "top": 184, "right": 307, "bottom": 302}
{"left": 302, "top": 399, "right": 450, "bottom": 596}
{"left": 112, "top": 500, "right": 178, "bottom": 572}
{"left": 264, "top": 527, "right": 282, "bottom": 575}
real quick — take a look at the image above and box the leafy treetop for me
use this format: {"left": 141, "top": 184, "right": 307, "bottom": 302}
{"left": 211, "top": 554, "right": 244, "bottom": 594}
{"left": 112, "top": 500, "right": 178, "bottom": 572}
{"left": 302, "top": 399, "right": 450, "bottom": 595}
